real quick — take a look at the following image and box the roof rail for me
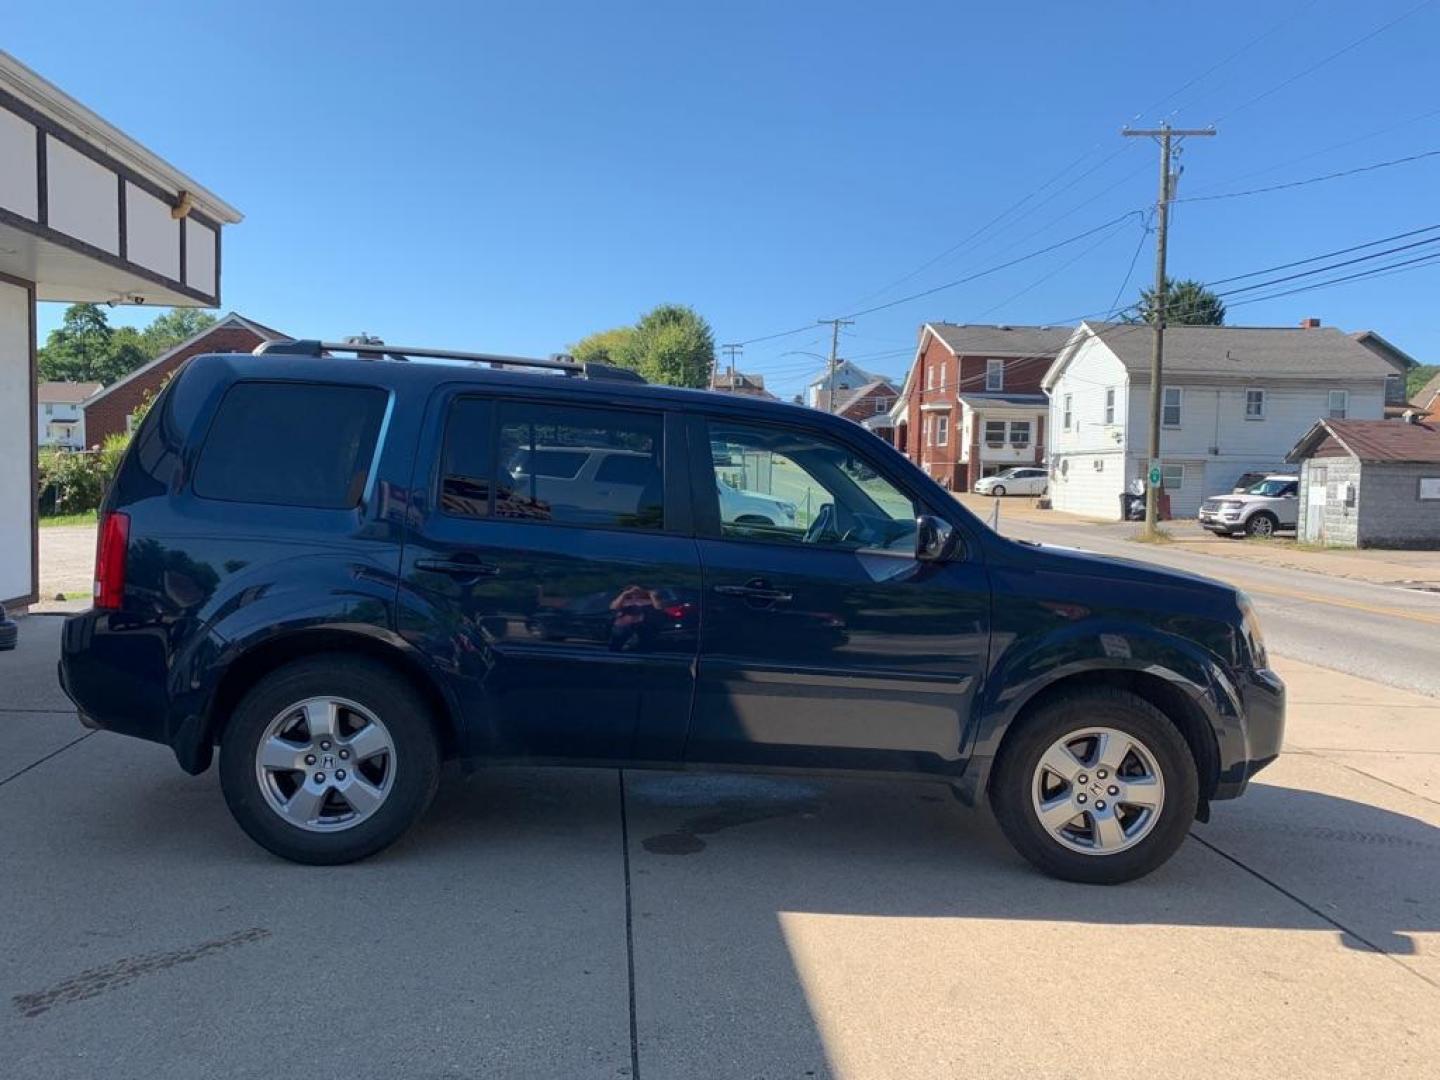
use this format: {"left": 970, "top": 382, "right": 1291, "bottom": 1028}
{"left": 252, "top": 338, "right": 646, "bottom": 383}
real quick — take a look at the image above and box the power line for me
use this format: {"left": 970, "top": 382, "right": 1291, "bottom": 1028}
{"left": 1215, "top": 234, "right": 1440, "bottom": 297}
{"left": 837, "top": 210, "right": 1145, "bottom": 321}
{"left": 1107, "top": 211, "right": 1154, "bottom": 315}
{"left": 1214, "top": 0, "right": 1438, "bottom": 123}
{"left": 1175, "top": 148, "right": 1440, "bottom": 203}
{"left": 1204, "top": 223, "right": 1440, "bottom": 286}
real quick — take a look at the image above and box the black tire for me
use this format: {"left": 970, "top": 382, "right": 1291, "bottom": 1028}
{"left": 991, "top": 485, "right": 1006, "bottom": 497}
{"left": 219, "top": 654, "right": 441, "bottom": 865}
{"left": 1245, "top": 512, "right": 1279, "bottom": 538}
{"left": 989, "top": 688, "right": 1199, "bottom": 884}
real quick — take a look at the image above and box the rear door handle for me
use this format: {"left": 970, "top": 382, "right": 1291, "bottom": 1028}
{"left": 714, "top": 581, "right": 793, "bottom": 605}
{"left": 415, "top": 556, "right": 501, "bottom": 579}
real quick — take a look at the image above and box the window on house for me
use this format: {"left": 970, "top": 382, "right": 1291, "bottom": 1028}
{"left": 44, "top": 403, "right": 53, "bottom": 416}
{"left": 1161, "top": 463, "right": 1185, "bottom": 490}
{"left": 1008, "top": 421, "right": 1031, "bottom": 447}
{"left": 1162, "top": 386, "right": 1183, "bottom": 427}
{"left": 984, "top": 420, "right": 1007, "bottom": 446}
{"left": 986, "top": 359, "right": 1004, "bottom": 391}
{"left": 1063, "top": 394, "right": 1073, "bottom": 430}
{"left": 1104, "top": 388, "right": 1115, "bottom": 425}
{"left": 936, "top": 415, "right": 949, "bottom": 446}
{"left": 927, "top": 364, "right": 936, "bottom": 390}
{"left": 1245, "top": 389, "right": 1265, "bottom": 419}
{"left": 1328, "top": 390, "right": 1348, "bottom": 419}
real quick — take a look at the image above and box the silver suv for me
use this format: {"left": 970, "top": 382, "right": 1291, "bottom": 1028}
{"left": 1198, "top": 475, "right": 1299, "bottom": 538}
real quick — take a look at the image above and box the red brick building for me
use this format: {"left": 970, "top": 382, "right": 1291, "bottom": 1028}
{"left": 82, "top": 313, "right": 287, "bottom": 445}
{"left": 892, "top": 323, "right": 1071, "bottom": 490}
{"left": 830, "top": 378, "right": 899, "bottom": 443}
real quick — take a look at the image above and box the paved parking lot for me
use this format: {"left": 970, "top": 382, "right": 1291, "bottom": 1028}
{"left": 2, "top": 616, "right": 1437, "bottom": 1079}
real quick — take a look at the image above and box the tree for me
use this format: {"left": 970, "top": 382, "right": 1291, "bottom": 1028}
{"left": 572, "top": 304, "right": 715, "bottom": 388}
{"left": 37, "top": 304, "right": 148, "bottom": 384}
{"left": 140, "top": 308, "right": 217, "bottom": 357}
{"left": 1131, "top": 277, "right": 1226, "bottom": 326}
{"left": 572, "top": 326, "right": 639, "bottom": 369}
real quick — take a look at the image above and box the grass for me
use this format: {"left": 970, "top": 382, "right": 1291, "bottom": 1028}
{"left": 1130, "top": 526, "right": 1174, "bottom": 544}
{"left": 39, "top": 510, "right": 98, "bottom": 527}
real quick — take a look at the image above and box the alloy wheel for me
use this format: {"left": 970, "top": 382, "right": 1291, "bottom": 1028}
{"left": 1030, "top": 726, "right": 1166, "bottom": 855}
{"left": 254, "top": 696, "right": 397, "bottom": 832}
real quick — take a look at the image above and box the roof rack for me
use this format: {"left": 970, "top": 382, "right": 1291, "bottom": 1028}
{"left": 252, "top": 338, "right": 646, "bottom": 383}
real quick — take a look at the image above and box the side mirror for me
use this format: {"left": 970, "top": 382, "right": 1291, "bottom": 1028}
{"left": 915, "top": 514, "right": 956, "bottom": 562}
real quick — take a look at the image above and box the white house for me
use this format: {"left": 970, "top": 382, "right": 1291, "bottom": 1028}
{"left": 806, "top": 359, "right": 880, "bottom": 409}
{"left": 37, "top": 380, "right": 100, "bottom": 448}
{"left": 1043, "top": 321, "right": 1395, "bottom": 519}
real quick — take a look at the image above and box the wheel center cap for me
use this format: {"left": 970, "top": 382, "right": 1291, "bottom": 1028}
{"left": 318, "top": 752, "right": 336, "bottom": 770}
{"left": 1088, "top": 781, "right": 1105, "bottom": 799}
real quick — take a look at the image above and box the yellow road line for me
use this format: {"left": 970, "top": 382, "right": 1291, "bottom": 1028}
{"left": 1234, "top": 579, "right": 1440, "bottom": 627}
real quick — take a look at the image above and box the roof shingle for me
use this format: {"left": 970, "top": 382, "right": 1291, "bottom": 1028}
{"left": 1083, "top": 322, "right": 1394, "bottom": 379}
{"left": 930, "top": 323, "right": 1073, "bottom": 357}
{"left": 1289, "top": 418, "right": 1440, "bottom": 464}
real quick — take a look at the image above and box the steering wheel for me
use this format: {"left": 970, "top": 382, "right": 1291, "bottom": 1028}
{"left": 804, "top": 502, "right": 837, "bottom": 545}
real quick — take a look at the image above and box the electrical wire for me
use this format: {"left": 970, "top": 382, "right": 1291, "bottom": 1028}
{"left": 1175, "top": 149, "right": 1440, "bottom": 203}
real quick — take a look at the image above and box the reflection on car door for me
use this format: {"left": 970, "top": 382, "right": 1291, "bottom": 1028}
{"left": 400, "top": 393, "right": 700, "bottom": 762}
{"left": 686, "top": 415, "right": 991, "bottom": 777}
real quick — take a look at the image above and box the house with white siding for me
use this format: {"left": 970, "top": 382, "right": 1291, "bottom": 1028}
{"left": 1042, "top": 320, "right": 1395, "bottom": 519}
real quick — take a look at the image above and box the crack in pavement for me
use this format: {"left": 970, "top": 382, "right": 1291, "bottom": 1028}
{"left": 0, "top": 731, "right": 93, "bottom": 787}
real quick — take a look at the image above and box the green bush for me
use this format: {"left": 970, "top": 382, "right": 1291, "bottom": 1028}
{"left": 39, "top": 447, "right": 107, "bottom": 514}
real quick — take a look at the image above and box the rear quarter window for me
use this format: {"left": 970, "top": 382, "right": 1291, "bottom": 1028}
{"left": 193, "top": 381, "right": 389, "bottom": 509}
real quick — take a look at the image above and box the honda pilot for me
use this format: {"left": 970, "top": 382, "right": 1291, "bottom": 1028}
{"left": 59, "top": 339, "right": 1284, "bottom": 884}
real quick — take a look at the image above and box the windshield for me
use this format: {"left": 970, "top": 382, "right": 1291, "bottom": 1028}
{"left": 1245, "top": 479, "right": 1293, "bottom": 497}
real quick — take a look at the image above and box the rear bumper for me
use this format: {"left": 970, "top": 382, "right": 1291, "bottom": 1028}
{"left": 1214, "top": 666, "right": 1285, "bottom": 799}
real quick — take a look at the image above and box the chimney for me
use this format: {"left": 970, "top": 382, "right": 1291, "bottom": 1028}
{"left": 1300, "top": 317, "right": 1321, "bottom": 329}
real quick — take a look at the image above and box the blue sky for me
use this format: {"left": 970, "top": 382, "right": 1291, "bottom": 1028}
{"left": 11, "top": 0, "right": 1440, "bottom": 401}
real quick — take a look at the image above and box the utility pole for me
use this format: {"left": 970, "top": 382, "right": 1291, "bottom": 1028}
{"left": 1122, "top": 122, "right": 1215, "bottom": 536}
{"left": 817, "top": 317, "right": 854, "bottom": 412}
{"left": 720, "top": 343, "right": 743, "bottom": 389}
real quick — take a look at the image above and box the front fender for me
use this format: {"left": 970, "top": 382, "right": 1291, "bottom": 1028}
{"left": 955, "top": 620, "right": 1245, "bottom": 804}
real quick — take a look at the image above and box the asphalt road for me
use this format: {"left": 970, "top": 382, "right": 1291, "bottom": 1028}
{"left": 988, "top": 516, "right": 1440, "bottom": 698}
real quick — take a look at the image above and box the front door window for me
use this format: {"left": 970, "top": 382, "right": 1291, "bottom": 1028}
{"left": 705, "top": 420, "right": 917, "bottom": 553}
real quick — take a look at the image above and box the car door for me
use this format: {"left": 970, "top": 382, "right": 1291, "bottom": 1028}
{"left": 398, "top": 390, "right": 701, "bottom": 763}
{"left": 1277, "top": 480, "right": 1299, "bottom": 527}
{"left": 686, "top": 414, "right": 991, "bottom": 777}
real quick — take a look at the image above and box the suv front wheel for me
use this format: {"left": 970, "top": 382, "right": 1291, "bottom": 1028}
{"left": 990, "top": 688, "right": 1198, "bottom": 884}
{"left": 219, "top": 655, "right": 441, "bottom": 864}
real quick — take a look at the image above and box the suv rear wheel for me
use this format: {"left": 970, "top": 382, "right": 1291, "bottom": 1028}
{"left": 219, "top": 655, "right": 441, "bottom": 864}
{"left": 990, "top": 688, "right": 1198, "bottom": 884}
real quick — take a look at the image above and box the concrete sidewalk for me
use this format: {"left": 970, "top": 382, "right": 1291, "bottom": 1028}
{"left": 2, "top": 617, "right": 1437, "bottom": 1078}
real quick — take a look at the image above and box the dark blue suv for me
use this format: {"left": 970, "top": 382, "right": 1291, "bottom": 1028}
{"left": 59, "top": 340, "right": 1283, "bottom": 883}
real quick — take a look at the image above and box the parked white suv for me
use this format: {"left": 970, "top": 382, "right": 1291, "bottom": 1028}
{"left": 1198, "top": 475, "right": 1299, "bottom": 538}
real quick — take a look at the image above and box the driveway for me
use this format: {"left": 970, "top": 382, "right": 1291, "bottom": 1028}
{"left": 1, "top": 616, "right": 1437, "bottom": 1078}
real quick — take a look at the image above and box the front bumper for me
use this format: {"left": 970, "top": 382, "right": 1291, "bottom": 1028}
{"left": 1197, "top": 509, "right": 1242, "bottom": 532}
{"left": 1214, "top": 666, "right": 1285, "bottom": 799}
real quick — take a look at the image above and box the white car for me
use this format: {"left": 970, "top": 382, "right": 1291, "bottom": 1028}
{"left": 717, "top": 480, "right": 797, "bottom": 526}
{"left": 508, "top": 446, "right": 797, "bottom": 525}
{"left": 974, "top": 467, "right": 1048, "bottom": 497}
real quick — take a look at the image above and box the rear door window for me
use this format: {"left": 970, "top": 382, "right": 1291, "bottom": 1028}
{"left": 439, "top": 397, "right": 665, "bottom": 530}
{"left": 193, "top": 381, "right": 388, "bottom": 508}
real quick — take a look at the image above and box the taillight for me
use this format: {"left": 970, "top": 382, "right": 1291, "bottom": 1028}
{"left": 94, "top": 511, "right": 130, "bottom": 610}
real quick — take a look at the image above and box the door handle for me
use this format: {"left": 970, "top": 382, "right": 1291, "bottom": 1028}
{"left": 714, "top": 581, "right": 793, "bottom": 605}
{"left": 415, "top": 556, "right": 501, "bottom": 579}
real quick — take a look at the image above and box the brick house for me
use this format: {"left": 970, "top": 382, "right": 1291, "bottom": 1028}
{"left": 710, "top": 370, "right": 778, "bottom": 400}
{"left": 82, "top": 312, "right": 287, "bottom": 445}
{"left": 831, "top": 378, "right": 899, "bottom": 443}
{"left": 889, "top": 323, "right": 1071, "bottom": 490}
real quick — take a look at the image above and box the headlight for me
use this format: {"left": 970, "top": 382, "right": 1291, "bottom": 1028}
{"left": 1237, "top": 591, "right": 1268, "bottom": 669}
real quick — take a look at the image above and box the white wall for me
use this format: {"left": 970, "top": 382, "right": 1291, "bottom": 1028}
{"left": 126, "top": 181, "right": 180, "bottom": 280}
{"left": 46, "top": 135, "right": 119, "bottom": 254}
{"left": 0, "top": 281, "right": 33, "bottom": 603}
{"left": 0, "top": 108, "right": 39, "bottom": 219}
{"left": 185, "top": 216, "right": 216, "bottom": 297}
{"left": 1047, "top": 335, "right": 1130, "bottom": 517}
